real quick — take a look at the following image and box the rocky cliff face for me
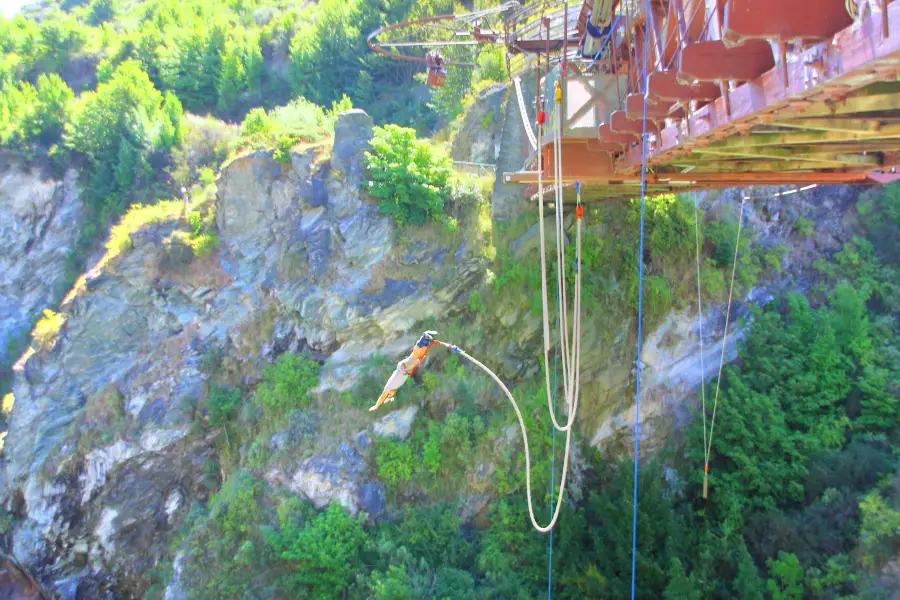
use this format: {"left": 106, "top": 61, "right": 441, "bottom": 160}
{"left": 0, "top": 153, "right": 83, "bottom": 368}
{"left": 0, "top": 111, "right": 487, "bottom": 597}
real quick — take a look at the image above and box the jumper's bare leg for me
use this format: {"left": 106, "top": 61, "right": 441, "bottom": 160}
{"left": 369, "top": 389, "right": 396, "bottom": 412}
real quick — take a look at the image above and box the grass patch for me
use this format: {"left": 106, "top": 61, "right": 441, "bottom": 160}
{"left": 106, "top": 200, "right": 185, "bottom": 260}
{"left": 31, "top": 309, "right": 65, "bottom": 352}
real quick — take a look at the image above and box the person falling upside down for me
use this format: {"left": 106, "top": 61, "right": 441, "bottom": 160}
{"left": 369, "top": 331, "right": 438, "bottom": 412}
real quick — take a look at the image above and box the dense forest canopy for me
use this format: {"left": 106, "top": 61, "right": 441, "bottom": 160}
{"left": 3, "top": 1, "right": 900, "bottom": 599}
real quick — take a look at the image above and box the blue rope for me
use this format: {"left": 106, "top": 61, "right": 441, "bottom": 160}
{"left": 630, "top": 1, "right": 652, "bottom": 598}
{"left": 547, "top": 259, "right": 561, "bottom": 600}
{"left": 585, "top": 14, "right": 622, "bottom": 71}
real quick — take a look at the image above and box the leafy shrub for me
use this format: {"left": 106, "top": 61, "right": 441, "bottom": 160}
{"left": 254, "top": 352, "right": 321, "bottom": 417}
{"left": 364, "top": 124, "right": 453, "bottom": 226}
{"left": 325, "top": 93, "right": 353, "bottom": 120}
{"left": 184, "top": 471, "right": 266, "bottom": 599}
{"left": 699, "top": 257, "right": 727, "bottom": 301}
{"left": 468, "top": 290, "right": 485, "bottom": 314}
{"left": 706, "top": 216, "right": 741, "bottom": 268}
{"left": 1, "top": 393, "right": 13, "bottom": 417}
{"left": 761, "top": 244, "right": 786, "bottom": 272}
{"left": 84, "top": 384, "right": 124, "bottom": 424}
{"left": 207, "top": 384, "right": 240, "bottom": 428}
{"left": 170, "top": 114, "right": 236, "bottom": 188}
{"left": 644, "top": 193, "right": 694, "bottom": 265}
{"left": 237, "top": 97, "right": 334, "bottom": 157}
{"left": 269, "top": 97, "right": 330, "bottom": 142}
{"left": 240, "top": 107, "right": 271, "bottom": 138}
{"left": 198, "top": 167, "right": 217, "bottom": 187}
{"left": 270, "top": 501, "right": 366, "bottom": 598}
{"left": 794, "top": 217, "right": 814, "bottom": 237}
{"left": 189, "top": 232, "right": 220, "bottom": 258}
{"left": 474, "top": 46, "right": 506, "bottom": 83}
{"left": 273, "top": 135, "right": 294, "bottom": 163}
{"left": 375, "top": 437, "right": 415, "bottom": 491}
{"left": 199, "top": 346, "right": 224, "bottom": 375}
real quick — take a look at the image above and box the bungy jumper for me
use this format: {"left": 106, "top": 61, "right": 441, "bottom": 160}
{"left": 369, "top": 331, "right": 438, "bottom": 412}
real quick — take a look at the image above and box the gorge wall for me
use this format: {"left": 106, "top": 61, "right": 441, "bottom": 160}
{"left": 0, "top": 105, "right": 869, "bottom": 597}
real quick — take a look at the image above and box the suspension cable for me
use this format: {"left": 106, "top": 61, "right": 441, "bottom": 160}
{"left": 693, "top": 192, "right": 708, "bottom": 492}
{"left": 630, "top": 0, "right": 652, "bottom": 595}
{"left": 702, "top": 197, "right": 746, "bottom": 498}
{"left": 515, "top": 76, "right": 539, "bottom": 151}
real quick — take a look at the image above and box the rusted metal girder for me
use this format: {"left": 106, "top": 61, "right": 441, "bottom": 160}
{"left": 500, "top": 0, "right": 900, "bottom": 197}
{"left": 648, "top": 70, "right": 720, "bottom": 101}
{"left": 723, "top": 0, "right": 853, "bottom": 44}
{"left": 619, "top": 1, "right": 900, "bottom": 172}
{"left": 508, "top": 138, "right": 876, "bottom": 186}
{"left": 679, "top": 39, "right": 775, "bottom": 83}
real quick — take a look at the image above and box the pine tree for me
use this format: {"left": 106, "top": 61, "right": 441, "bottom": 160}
{"left": 664, "top": 558, "right": 701, "bottom": 600}
{"left": 160, "top": 91, "right": 183, "bottom": 149}
{"left": 217, "top": 42, "right": 246, "bottom": 114}
{"left": 733, "top": 543, "right": 765, "bottom": 600}
{"left": 114, "top": 138, "right": 137, "bottom": 188}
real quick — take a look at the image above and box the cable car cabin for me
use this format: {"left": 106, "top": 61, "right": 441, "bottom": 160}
{"left": 425, "top": 51, "right": 447, "bottom": 87}
{"left": 427, "top": 67, "right": 447, "bottom": 87}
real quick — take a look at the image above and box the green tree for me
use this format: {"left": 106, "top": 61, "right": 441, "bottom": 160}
{"left": 114, "top": 138, "right": 138, "bottom": 188}
{"left": 859, "top": 488, "right": 900, "bottom": 570}
{"left": 289, "top": 0, "right": 362, "bottom": 108}
{"left": 734, "top": 543, "right": 766, "bottom": 600}
{"left": 35, "top": 18, "right": 86, "bottom": 74}
{"left": 65, "top": 60, "right": 164, "bottom": 165}
{"left": 87, "top": 0, "right": 116, "bottom": 25}
{"left": 375, "top": 437, "right": 415, "bottom": 491}
{"left": 364, "top": 124, "right": 452, "bottom": 226}
{"left": 271, "top": 502, "right": 366, "bottom": 599}
{"left": 664, "top": 558, "right": 701, "bottom": 600}
{"left": 21, "top": 73, "right": 73, "bottom": 146}
{"left": 370, "top": 565, "right": 415, "bottom": 600}
{"left": 429, "top": 61, "right": 472, "bottom": 121}
{"left": 207, "top": 384, "right": 240, "bottom": 428}
{"left": 216, "top": 41, "right": 246, "bottom": 114}
{"left": 160, "top": 91, "right": 183, "bottom": 148}
{"left": 767, "top": 552, "right": 805, "bottom": 600}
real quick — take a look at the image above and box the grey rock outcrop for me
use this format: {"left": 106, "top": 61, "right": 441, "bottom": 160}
{"left": 0, "top": 111, "right": 487, "bottom": 596}
{"left": 0, "top": 155, "right": 83, "bottom": 365}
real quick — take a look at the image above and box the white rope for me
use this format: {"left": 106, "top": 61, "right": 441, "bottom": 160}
{"left": 847, "top": 0, "right": 865, "bottom": 20}
{"left": 537, "top": 97, "right": 565, "bottom": 432}
{"left": 693, "top": 192, "right": 708, "bottom": 466}
{"left": 465, "top": 68, "right": 580, "bottom": 532}
{"left": 554, "top": 93, "right": 570, "bottom": 409}
{"left": 702, "top": 198, "right": 747, "bottom": 494}
{"left": 435, "top": 225, "right": 582, "bottom": 533}
{"left": 514, "top": 76, "right": 539, "bottom": 151}
{"left": 540, "top": 83, "right": 580, "bottom": 432}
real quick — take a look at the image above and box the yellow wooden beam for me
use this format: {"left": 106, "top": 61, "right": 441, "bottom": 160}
{"left": 797, "top": 93, "right": 900, "bottom": 118}
{"left": 707, "top": 125, "right": 900, "bottom": 149}
{"left": 693, "top": 146, "right": 881, "bottom": 166}
{"left": 769, "top": 118, "right": 884, "bottom": 134}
